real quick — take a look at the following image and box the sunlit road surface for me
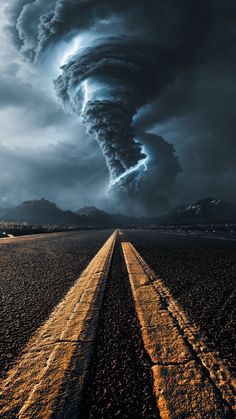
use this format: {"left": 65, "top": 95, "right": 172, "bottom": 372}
{"left": 0, "top": 229, "right": 235, "bottom": 417}
{"left": 0, "top": 230, "right": 112, "bottom": 377}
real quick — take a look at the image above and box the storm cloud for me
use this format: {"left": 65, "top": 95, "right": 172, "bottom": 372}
{"left": 54, "top": 39, "right": 175, "bottom": 182}
{"left": 2, "top": 0, "right": 236, "bottom": 214}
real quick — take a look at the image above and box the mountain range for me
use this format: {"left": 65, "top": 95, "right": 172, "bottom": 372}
{"left": 163, "top": 198, "right": 236, "bottom": 224}
{"left": 0, "top": 197, "right": 235, "bottom": 227}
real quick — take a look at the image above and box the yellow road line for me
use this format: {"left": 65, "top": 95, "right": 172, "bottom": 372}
{"left": 0, "top": 230, "right": 117, "bottom": 418}
{"left": 122, "top": 241, "right": 236, "bottom": 418}
{"left": 0, "top": 231, "right": 68, "bottom": 244}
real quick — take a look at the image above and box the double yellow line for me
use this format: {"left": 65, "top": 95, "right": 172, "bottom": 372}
{"left": 1, "top": 231, "right": 235, "bottom": 418}
{"left": 0, "top": 230, "right": 117, "bottom": 418}
{"left": 122, "top": 241, "right": 236, "bottom": 418}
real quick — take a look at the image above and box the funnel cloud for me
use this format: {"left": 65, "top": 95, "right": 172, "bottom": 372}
{"left": 2, "top": 0, "right": 236, "bottom": 214}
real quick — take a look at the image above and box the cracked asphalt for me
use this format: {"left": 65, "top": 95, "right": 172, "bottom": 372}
{"left": 79, "top": 239, "right": 159, "bottom": 419}
{"left": 0, "top": 230, "right": 111, "bottom": 378}
{"left": 0, "top": 228, "right": 235, "bottom": 417}
{"left": 122, "top": 229, "right": 236, "bottom": 374}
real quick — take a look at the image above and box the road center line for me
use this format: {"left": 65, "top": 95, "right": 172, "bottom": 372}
{"left": 0, "top": 230, "right": 117, "bottom": 418}
{"left": 122, "top": 241, "right": 236, "bottom": 418}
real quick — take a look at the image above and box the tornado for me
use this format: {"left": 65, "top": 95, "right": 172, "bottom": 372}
{"left": 54, "top": 39, "right": 175, "bottom": 189}
{"left": 8, "top": 0, "right": 223, "bottom": 212}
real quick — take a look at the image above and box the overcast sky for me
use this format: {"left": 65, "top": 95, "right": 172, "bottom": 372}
{"left": 0, "top": 1, "right": 109, "bottom": 211}
{"left": 1, "top": 1, "right": 236, "bottom": 215}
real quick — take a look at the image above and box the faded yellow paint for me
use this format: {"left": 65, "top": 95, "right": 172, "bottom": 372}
{"left": 153, "top": 361, "right": 225, "bottom": 418}
{"left": 0, "top": 231, "right": 66, "bottom": 244}
{"left": 122, "top": 241, "right": 235, "bottom": 417}
{"left": 0, "top": 230, "right": 117, "bottom": 418}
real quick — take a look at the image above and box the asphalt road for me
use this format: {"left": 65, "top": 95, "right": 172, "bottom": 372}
{"left": 80, "top": 240, "right": 159, "bottom": 419}
{"left": 0, "top": 230, "right": 112, "bottom": 378}
{"left": 0, "top": 228, "right": 235, "bottom": 416}
{"left": 122, "top": 229, "right": 236, "bottom": 374}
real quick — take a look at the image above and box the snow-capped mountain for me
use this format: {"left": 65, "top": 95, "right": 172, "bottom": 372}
{"left": 165, "top": 198, "right": 236, "bottom": 224}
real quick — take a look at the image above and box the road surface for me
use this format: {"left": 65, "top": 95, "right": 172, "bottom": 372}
{"left": 0, "top": 229, "right": 235, "bottom": 417}
{"left": 0, "top": 230, "right": 112, "bottom": 378}
{"left": 122, "top": 229, "right": 236, "bottom": 373}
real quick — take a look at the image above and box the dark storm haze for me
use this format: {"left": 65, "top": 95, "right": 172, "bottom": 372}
{"left": 1, "top": 0, "right": 236, "bottom": 215}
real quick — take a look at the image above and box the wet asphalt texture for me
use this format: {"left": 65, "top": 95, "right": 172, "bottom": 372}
{"left": 79, "top": 239, "right": 159, "bottom": 419}
{"left": 0, "top": 230, "right": 111, "bottom": 378}
{"left": 123, "top": 230, "right": 236, "bottom": 374}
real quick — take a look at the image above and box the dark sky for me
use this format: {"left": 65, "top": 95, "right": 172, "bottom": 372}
{"left": 1, "top": 0, "right": 236, "bottom": 215}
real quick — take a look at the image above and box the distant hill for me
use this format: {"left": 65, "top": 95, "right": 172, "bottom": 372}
{"left": 163, "top": 198, "right": 236, "bottom": 224}
{"left": 75, "top": 205, "right": 112, "bottom": 226}
{"left": 0, "top": 197, "right": 235, "bottom": 227}
{"left": 76, "top": 206, "right": 106, "bottom": 217}
{"left": 75, "top": 205, "right": 138, "bottom": 227}
{"left": 0, "top": 198, "right": 78, "bottom": 225}
{"left": 0, "top": 199, "right": 138, "bottom": 227}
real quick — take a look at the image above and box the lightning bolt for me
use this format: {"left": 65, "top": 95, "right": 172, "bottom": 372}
{"left": 109, "top": 146, "right": 149, "bottom": 188}
{"left": 81, "top": 80, "right": 89, "bottom": 115}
